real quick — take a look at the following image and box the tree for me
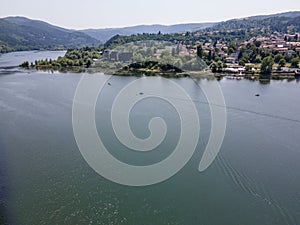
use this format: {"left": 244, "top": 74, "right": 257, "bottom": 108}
{"left": 133, "top": 52, "right": 144, "bottom": 62}
{"left": 238, "top": 46, "right": 247, "bottom": 60}
{"left": 228, "top": 43, "right": 237, "bottom": 51}
{"left": 86, "top": 59, "right": 92, "bottom": 68}
{"left": 260, "top": 56, "right": 274, "bottom": 74}
{"left": 197, "top": 45, "right": 203, "bottom": 58}
{"left": 172, "top": 48, "right": 176, "bottom": 57}
{"left": 245, "top": 65, "right": 253, "bottom": 73}
{"left": 238, "top": 58, "right": 247, "bottom": 66}
{"left": 176, "top": 45, "right": 180, "bottom": 54}
{"left": 254, "top": 40, "right": 261, "bottom": 48}
{"left": 227, "top": 47, "right": 235, "bottom": 55}
{"left": 207, "top": 50, "right": 215, "bottom": 61}
{"left": 217, "top": 61, "right": 224, "bottom": 72}
{"left": 274, "top": 54, "right": 284, "bottom": 63}
{"left": 20, "top": 61, "right": 29, "bottom": 68}
{"left": 290, "top": 57, "right": 300, "bottom": 68}
{"left": 254, "top": 55, "right": 262, "bottom": 63}
{"left": 278, "top": 58, "right": 286, "bottom": 69}
{"left": 161, "top": 50, "right": 171, "bottom": 58}
{"left": 210, "top": 62, "right": 218, "bottom": 73}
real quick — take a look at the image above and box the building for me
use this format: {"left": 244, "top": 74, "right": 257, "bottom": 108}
{"left": 103, "top": 50, "right": 133, "bottom": 62}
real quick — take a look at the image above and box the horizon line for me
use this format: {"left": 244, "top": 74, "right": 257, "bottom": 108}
{"left": 1, "top": 10, "right": 299, "bottom": 30}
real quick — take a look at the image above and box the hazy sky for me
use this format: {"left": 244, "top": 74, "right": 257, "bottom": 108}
{"left": 1, "top": 0, "right": 299, "bottom": 29}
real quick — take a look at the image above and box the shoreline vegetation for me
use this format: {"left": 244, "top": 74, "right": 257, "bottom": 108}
{"left": 19, "top": 14, "right": 300, "bottom": 78}
{"left": 18, "top": 43, "right": 300, "bottom": 79}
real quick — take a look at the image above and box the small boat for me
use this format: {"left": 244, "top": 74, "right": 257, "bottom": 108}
{"left": 295, "top": 69, "right": 300, "bottom": 77}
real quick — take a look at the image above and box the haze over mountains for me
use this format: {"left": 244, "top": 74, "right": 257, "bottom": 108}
{"left": 84, "top": 11, "right": 300, "bottom": 43}
{"left": 0, "top": 17, "right": 214, "bottom": 52}
{"left": 81, "top": 23, "right": 215, "bottom": 43}
{"left": 240, "top": 11, "right": 300, "bottom": 20}
{"left": 0, "top": 11, "right": 300, "bottom": 53}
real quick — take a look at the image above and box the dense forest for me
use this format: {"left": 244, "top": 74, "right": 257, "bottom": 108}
{"left": 105, "top": 15, "right": 300, "bottom": 48}
{"left": 206, "top": 16, "right": 300, "bottom": 36}
{"left": 0, "top": 17, "right": 99, "bottom": 53}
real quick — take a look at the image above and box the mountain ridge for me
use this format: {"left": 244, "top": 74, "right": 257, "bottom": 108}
{"left": 0, "top": 11, "right": 299, "bottom": 53}
{"left": 81, "top": 22, "right": 215, "bottom": 43}
{"left": 80, "top": 11, "right": 300, "bottom": 43}
{"left": 0, "top": 16, "right": 99, "bottom": 52}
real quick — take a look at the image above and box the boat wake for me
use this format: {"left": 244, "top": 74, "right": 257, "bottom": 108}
{"left": 215, "top": 153, "right": 298, "bottom": 225}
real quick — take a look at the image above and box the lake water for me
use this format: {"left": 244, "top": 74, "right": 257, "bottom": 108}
{"left": 0, "top": 51, "right": 300, "bottom": 225}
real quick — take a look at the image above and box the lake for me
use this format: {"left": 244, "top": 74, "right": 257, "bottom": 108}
{"left": 0, "top": 51, "right": 300, "bottom": 225}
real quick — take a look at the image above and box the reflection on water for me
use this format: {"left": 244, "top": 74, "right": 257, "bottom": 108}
{"left": 0, "top": 51, "right": 300, "bottom": 225}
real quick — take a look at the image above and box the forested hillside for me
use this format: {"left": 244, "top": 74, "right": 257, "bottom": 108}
{"left": 0, "top": 17, "right": 99, "bottom": 53}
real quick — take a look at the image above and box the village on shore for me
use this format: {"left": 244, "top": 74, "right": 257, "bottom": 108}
{"left": 179, "top": 32, "right": 300, "bottom": 77}
{"left": 20, "top": 31, "right": 300, "bottom": 79}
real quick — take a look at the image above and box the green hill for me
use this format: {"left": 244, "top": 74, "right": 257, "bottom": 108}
{"left": 205, "top": 12, "right": 300, "bottom": 34}
{"left": 1, "top": 11, "right": 299, "bottom": 53}
{"left": 0, "top": 17, "right": 99, "bottom": 53}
